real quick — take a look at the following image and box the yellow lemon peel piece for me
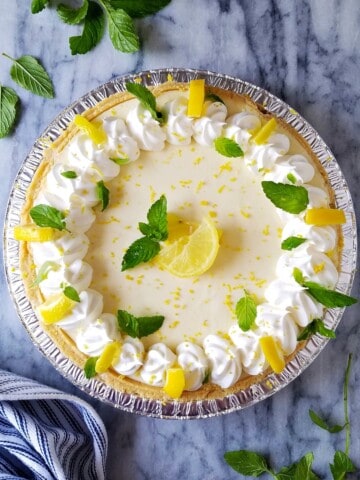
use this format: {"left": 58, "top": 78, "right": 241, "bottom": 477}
{"left": 73, "top": 114, "right": 107, "bottom": 145}
{"left": 95, "top": 342, "right": 121, "bottom": 374}
{"left": 305, "top": 208, "right": 346, "bottom": 226}
{"left": 259, "top": 336, "right": 285, "bottom": 374}
{"left": 164, "top": 367, "right": 186, "bottom": 399}
{"left": 253, "top": 117, "right": 277, "bottom": 145}
{"left": 38, "top": 293, "right": 75, "bottom": 325}
{"left": 187, "top": 79, "right": 205, "bottom": 118}
{"left": 14, "top": 225, "right": 57, "bottom": 242}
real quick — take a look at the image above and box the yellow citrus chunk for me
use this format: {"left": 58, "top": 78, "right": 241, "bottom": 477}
{"left": 305, "top": 208, "right": 346, "bottom": 226}
{"left": 14, "top": 225, "right": 57, "bottom": 242}
{"left": 164, "top": 367, "right": 186, "bottom": 399}
{"left": 253, "top": 117, "right": 277, "bottom": 145}
{"left": 95, "top": 342, "right": 121, "bottom": 374}
{"left": 187, "top": 79, "right": 205, "bottom": 117}
{"left": 259, "top": 336, "right": 285, "bottom": 374}
{"left": 73, "top": 114, "right": 107, "bottom": 145}
{"left": 167, "top": 213, "right": 196, "bottom": 242}
{"left": 156, "top": 216, "right": 220, "bottom": 278}
{"left": 38, "top": 293, "right": 75, "bottom": 325}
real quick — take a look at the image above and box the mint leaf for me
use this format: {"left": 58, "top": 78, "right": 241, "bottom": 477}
{"left": 121, "top": 236, "right": 160, "bottom": 271}
{"left": 117, "top": 310, "right": 164, "bottom": 338}
{"left": 139, "top": 194, "right": 168, "bottom": 241}
{"left": 0, "top": 85, "right": 19, "bottom": 138}
{"left": 214, "top": 137, "right": 244, "bottom": 157}
{"left": 63, "top": 285, "right": 81, "bottom": 302}
{"left": 281, "top": 236, "right": 307, "bottom": 250}
{"left": 110, "top": 156, "right": 130, "bottom": 165}
{"left": 69, "top": 1, "right": 105, "bottom": 55}
{"left": 57, "top": 0, "right": 89, "bottom": 24}
{"left": 205, "top": 92, "right": 225, "bottom": 105}
{"left": 32, "top": 261, "right": 60, "bottom": 287}
{"left": 287, "top": 173, "right": 297, "bottom": 184}
{"left": 100, "top": 1, "right": 139, "bottom": 53}
{"left": 235, "top": 291, "right": 257, "bottom": 332}
{"left": 293, "top": 267, "right": 305, "bottom": 285}
{"left": 109, "top": 0, "right": 171, "bottom": 18}
{"left": 277, "top": 462, "right": 319, "bottom": 480}
{"left": 84, "top": 356, "right": 99, "bottom": 379}
{"left": 3, "top": 53, "right": 54, "bottom": 99}
{"left": 224, "top": 450, "right": 270, "bottom": 476}
{"left": 297, "top": 319, "right": 336, "bottom": 341}
{"left": 96, "top": 180, "right": 110, "bottom": 211}
{"left": 261, "top": 181, "right": 309, "bottom": 214}
{"left": 330, "top": 451, "right": 356, "bottom": 480}
{"left": 126, "top": 82, "right": 164, "bottom": 124}
{"left": 30, "top": 204, "right": 66, "bottom": 230}
{"left": 61, "top": 170, "right": 77, "bottom": 179}
{"left": 309, "top": 409, "right": 344, "bottom": 433}
{"left": 31, "top": 0, "right": 48, "bottom": 14}
{"left": 294, "top": 453, "right": 316, "bottom": 480}
{"left": 303, "top": 281, "right": 358, "bottom": 308}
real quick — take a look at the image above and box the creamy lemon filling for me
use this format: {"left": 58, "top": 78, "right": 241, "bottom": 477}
{"left": 28, "top": 87, "right": 338, "bottom": 391}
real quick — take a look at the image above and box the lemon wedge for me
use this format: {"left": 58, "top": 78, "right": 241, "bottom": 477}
{"left": 156, "top": 216, "right": 219, "bottom": 278}
{"left": 73, "top": 114, "right": 107, "bottom": 145}
{"left": 167, "top": 213, "right": 196, "bottom": 242}
{"left": 164, "top": 367, "right": 186, "bottom": 399}
{"left": 305, "top": 208, "right": 346, "bottom": 226}
{"left": 253, "top": 118, "right": 277, "bottom": 145}
{"left": 95, "top": 342, "right": 121, "bottom": 374}
{"left": 259, "top": 336, "right": 285, "bottom": 374}
{"left": 38, "top": 293, "right": 75, "bottom": 325}
{"left": 187, "top": 79, "right": 205, "bottom": 118}
{"left": 14, "top": 225, "right": 57, "bottom": 242}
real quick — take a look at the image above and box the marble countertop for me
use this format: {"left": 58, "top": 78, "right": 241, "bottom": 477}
{"left": 1, "top": 1, "right": 359, "bottom": 478}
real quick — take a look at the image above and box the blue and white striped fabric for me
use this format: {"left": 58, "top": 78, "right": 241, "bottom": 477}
{"left": 0, "top": 370, "right": 107, "bottom": 480}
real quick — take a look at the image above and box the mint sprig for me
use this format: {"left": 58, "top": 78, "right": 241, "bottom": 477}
{"left": 100, "top": 1, "right": 139, "bottom": 53}
{"left": 84, "top": 356, "right": 99, "bottom": 379}
{"left": 281, "top": 236, "right": 307, "bottom": 251}
{"left": 261, "top": 181, "right": 309, "bottom": 214}
{"left": 117, "top": 309, "right": 164, "bottom": 338}
{"left": 214, "top": 137, "right": 244, "bottom": 158}
{"left": 0, "top": 85, "right": 19, "bottom": 138}
{"left": 96, "top": 180, "right": 110, "bottom": 211}
{"left": 297, "top": 319, "right": 336, "bottom": 341}
{"left": 235, "top": 291, "right": 257, "bottom": 332}
{"left": 57, "top": 0, "right": 89, "bottom": 24}
{"left": 69, "top": 1, "right": 105, "bottom": 55}
{"left": 330, "top": 451, "right": 356, "bottom": 480}
{"left": 126, "top": 82, "right": 164, "bottom": 124}
{"left": 30, "top": 204, "right": 66, "bottom": 231}
{"left": 63, "top": 285, "right": 81, "bottom": 302}
{"left": 121, "top": 237, "right": 160, "bottom": 271}
{"left": 223, "top": 450, "right": 270, "bottom": 477}
{"left": 61, "top": 170, "right": 77, "bottom": 179}
{"left": 31, "top": 0, "right": 48, "bottom": 14}
{"left": 110, "top": 0, "right": 171, "bottom": 18}
{"left": 309, "top": 409, "right": 345, "bottom": 434}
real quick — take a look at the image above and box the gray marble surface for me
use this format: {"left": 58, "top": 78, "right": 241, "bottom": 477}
{"left": 1, "top": 1, "right": 359, "bottom": 478}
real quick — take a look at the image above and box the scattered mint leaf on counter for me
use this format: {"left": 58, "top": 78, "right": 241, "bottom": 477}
{"left": 302, "top": 281, "right": 358, "bottom": 308}
{"left": 297, "top": 319, "right": 336, "bottom": 341}
{"left": 330, "top": 452, "right": 356, "bottom": 480}
{"left": 309, "top": 409, "right": 345, "bottom": 434}
{"left": 57, "top": 0, "right": 89, "bottom": 24}
{"left": 109, "top": 0, "right": 171, "bottom": 18}
{"left": 99, "top": 0, "right": 139, "bottom": 53}
{"left": 121, "top": 236, "right": 160, "bottom": 271}
{"left": 261, "top": 181, "right": 309, "bottom": 214}
{"left": 139, "top": 194, "right": 168, "bottom": 241}
{"left": 117, "top": 309, "right": 164, "bottom": 338}
{"left": 31, "top": 0, "right": 48, "bottom": 14}
{"left": 2, "top": 53, "right": 54, "bottom": 98}
{"left": 223, "top": 450, "right": 271, "bottom": 477}
{"left": 292, "top": 453, "right": 318, "bottom": 480}
{"left": 32, "top": 261, "right": 60, "bottom": 287}
{"left": 125, "top": 82, "right": 164, "bottom": 124}
{"left": 61, "top": 170, "right": 77, "bottom": 179}
{"left": 69, "top": 1, "right": 105, "bottom": 55}
{"left": 96, "top": 180, "right": 110, "bottom": 211}
{"left": 63, "top": 285, "right": 81, "bottom": 302}
{"left": 214, "top": 137, "right": 244, "bottom": 158}
{"left": 0, "top": 85, "right": 19, "bottom": 138}
{"left": 205, "top": 92, "right": 225, "bottom": 105}
{"left": 235, "top": 291, "right": 257, "bottom": 332}
{"left": 84, "top": 356, "right": 99, "bottom": 379}
{"left": 30, "top": 204, "right": 66, "bottom": 230}
{"left": 281, "top": 236, "right": 307, "bottom": 251}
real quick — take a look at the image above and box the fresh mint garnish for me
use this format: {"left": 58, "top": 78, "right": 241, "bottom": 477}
{"left": 117, "top": 309, "right": 164, "bottom": 338}
{"left": 121, "top": 237, "right": 160, "bottom": 271}
{"left": 309, "top": 409, "right": 345, "bottom": 434}
{"left": 99, "top": 0, "right": 139, "bottom": 53}
{"left": 96, "top": 180, "right": 110, "bottom": 211}
{"left": 84, "top": 356, "right": 99, "bottom": 379}
{"left": 63, "top": 285, "right": 81, "bottom": 302}
{"left": 293, "top": 267, "right": 305, "bottom": 285}
{"left": 214, "top": 137, "right": 244, "bottom": 158}
{"left": 261, "top": 181, "right": 309, "bottom": 214}
{"left": 235, "top": 291, "right": 257, "bottom": 332}
{"left": 0, "top": 85, "right": 19, "bottom": 138}
{"left": 57, "top": 0, "right": 89, "bottom": 25}
{"left": 2, "top": 53, "right": 54, "bottom": 99}
{"left": 330, "top": 451, "right": 356, "bottom": 480}
{"left": 61, "top": 170, "right": 77, "bottom": 179}
{"left": 303, "top": 281, "right": 357, "bottom": 308}
{"left": 125, "top": 82, "right": 164, "bottom": 124}
{"left": 223, "top": 450, "right": 270, "bottom": 477}
{"left": 205, "top": 92, "right": 225, "bottom": 105}
{"left": 281, "top": 236, "right": 307, "bottom": 250}
{"left": 32, "top": 261, "right": 60, "bottom": 287}
{"left": 297, "top": 319, "right": 336, "bottom": 341}
{"left": 110, "top": 156, "right": 130, "bottom": 165}
{"left": 110, "top": 0, "right": 171, "bottom": 18}
{"left": 31, "top": 0, "right": 48, "bottom": 14}
{"left": 287, "top": 172, "right": 297, "bottom": 184}
{"left": 69, "top": 1, "right": 105, "bottom": 55}
{"left": 30, "top": 204, "right": 66, "bottom": 231}
{"left": 292, "top": 453, "right": 317, "bottom": 480}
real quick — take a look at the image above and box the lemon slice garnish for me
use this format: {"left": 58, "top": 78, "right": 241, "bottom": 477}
{"left": 187, "top": 79, "right": 205, "bottom": 118}
{"left": 95, "top": 342, "right": 121, "bottom": 374}
{"left": 259, "top": 336, "right": 285, "bottom": 374}
{"left": 38, "top": 293, "right": 75, "bottom": 325}
{"left": 73, "top": 114, "right": 107, "bottom": 145}
{"left": 164, "top": 367, "right": 186, "bottom": 399}
{"left": 253, "top": 118, "right": 277, "bottom": 145}
{"left": 14, "top": 225, "right": 57, "bottom": 242}
{"left": 305, "top": 208, "right": 346, "bottom": 226}
{"left": 156, "top": 216, "right": 220, "bottom": 278}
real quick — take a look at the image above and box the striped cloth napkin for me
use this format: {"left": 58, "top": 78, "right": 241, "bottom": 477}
{"left": 0, "top": 370, "right": 107, "bottom": 480}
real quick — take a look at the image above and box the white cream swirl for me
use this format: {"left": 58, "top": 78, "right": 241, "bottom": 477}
{"left": 203, "top": 335, "right": 241, "bottom": 388}
{"left": 140, "top": 343, "right": 176, "bottom": 386}
{"left": 228, "top": 325, "right": 266, "bottom": 375}
{"left": 30, "top": 233, "right": 90, "bottom": 267}
{"left": 76, "top": 313, "right": 119, "bottom": 356}
{"left": 193, "top": 101, "right": 227, "bottom": 146}
{"left": 224, "top": 112, "right": 261, "bottom": 149}
{"left": 112, "top": 336, "right": 145, "bottom": 376}
{"left": 176, "top": 342, "right": 208, "bottom": 391}
{"left": 164, "top": 97, "right": 193, "bottom": 145}
{"left": 57, "top": 289, "right": 103, "bottom": 332}
{"left": 65, "top": 196, "right": 96, "bottom": 234}
{"left": 264, "top": 154, "right": 315, "bottom": 184}
{"left": 245, "top": 133, "right": 290, "bottom": 172}
{"left": 102, "top": 116, "right": 140, "bottom": 162}
{"left": 281, "top": 217, "right": 337, "bottom": 253}
{"left": 126, "top": 104, "right": 166, "bottom": 151}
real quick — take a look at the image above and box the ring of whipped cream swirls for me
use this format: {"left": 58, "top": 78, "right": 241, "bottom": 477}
{"left": 29, "top": 89, "right": 338, "bottom": 392}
